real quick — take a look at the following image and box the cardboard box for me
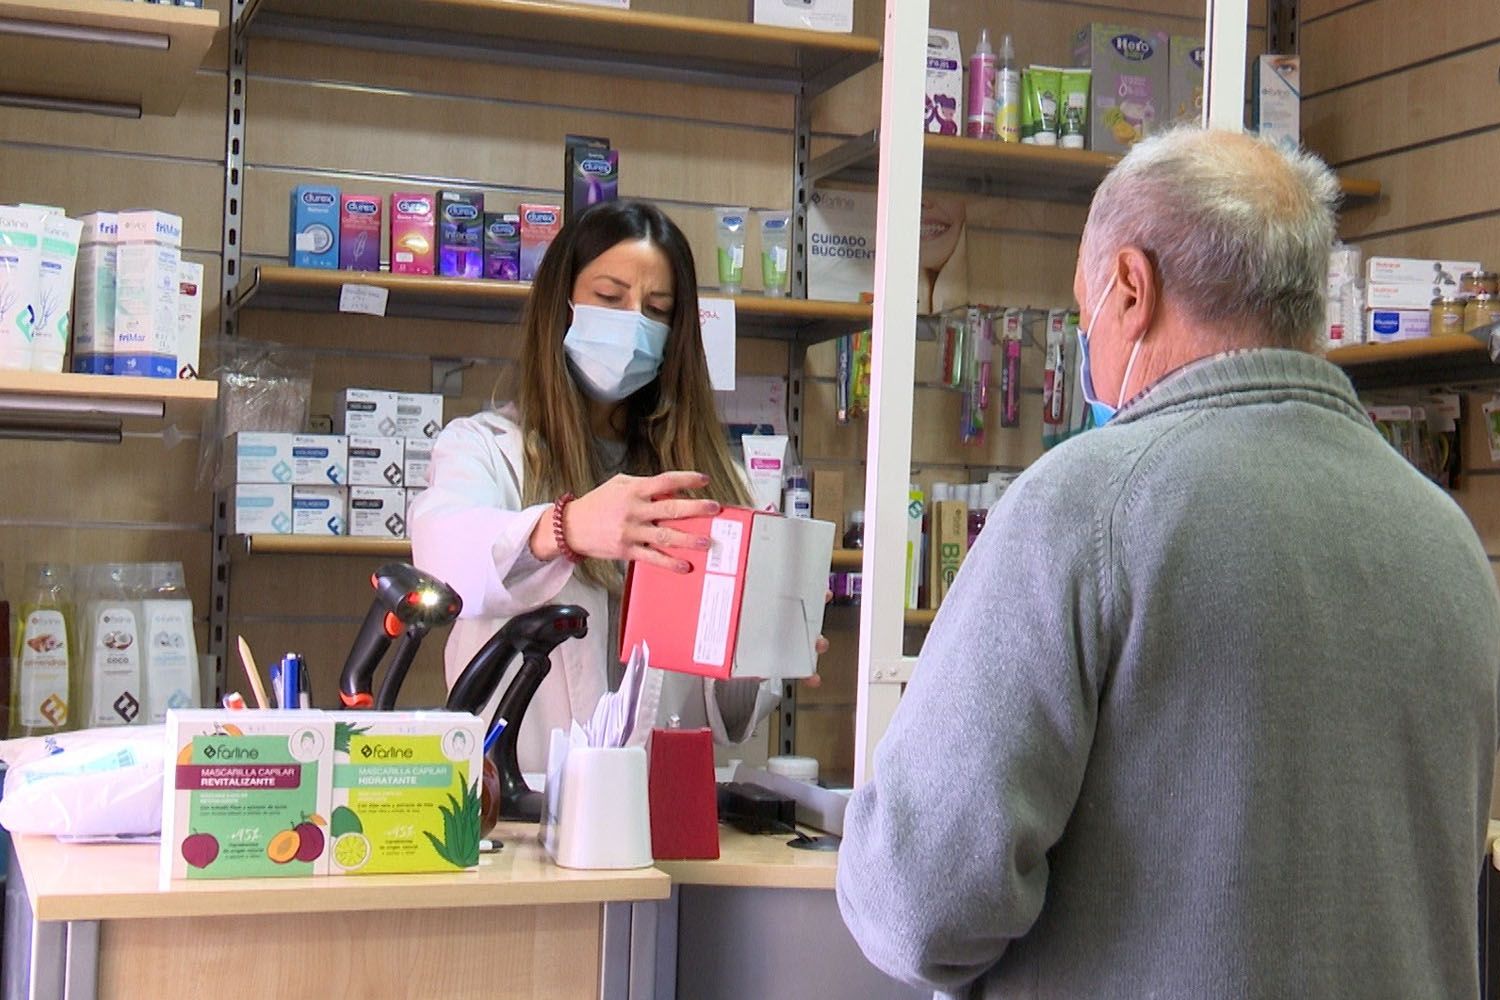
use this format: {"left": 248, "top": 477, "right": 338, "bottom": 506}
{"left": 620, "top": 508, "right": 835, "bottom": 681}
{"left": 404, "top": 437, "right": 433, "bottom": 489}
{"left": 1366, "top": 282, "right": 1443, "bottom": 311}
{"left": 328, "top": 712, "right": 485, "bottom": 874}
{"left": 229, "top": 431, "right": 294, "bottom": 484}
{"left": 231, "top": 484, "right": 292, "bottom": 534}
{"left": 811, "top": 467, "right": 846, "bottom": 531}
{"left": 927, "top": 500, "right": 968, "bottom": 609}
{"left": 114, "top": 210, "right": 182, "bottom": 379}
{"left": 289, "top": 185, "right": 340, "bottom": 269}
{"left": 339, "top": 194, "right": 382, "bottom": 272}
{"left": 72, "top": 212, "right": 118, "bottom": 374}
{"left": 564, "top": 135, "right": 617, "bottom": 224}
{"left": 906, "top": 486, "right": 924, "bottom": 610}
{"left": 348, "top": 436, "right": 405, "bottom": 487}
{"left": 390, "top": 192, "right": 436, "bottom": 275}
{"left": 396, "top": 392, "right": 444, "bottom": 439}
{"left": 1366, "top": 256, "right": 1483, "bottom": 295}
{"left": 438, "top": 190, "right": 485, "bottom": 279}
{"left": 807, "top": 188, "right": 876, "bottom": 304}
{"left": 1366, "top": 309, "right": 1431, "bottom": 344}
{"left": 1252, "top": 54, "right": 1299, "bottom": 153}
{"left": 349, "top": 486, "right": 407, "bottom": 539}
{"left": 751, "top": 0, "right": 852, "bottom": 33}
{"left": 162, "top": 710, "right": 334, "bottom": 883}
{"left": 291, "top": 434, "right": 348, "bottom": 486}
{"left": 333, "top": 388, "right": 401, "bottom": 437}
{"left": 1168, "top": 35, "right": 1204, "bottom": 124}
{"left": 1073, "top": 24, "right": 1169, "bottom": 155}
{"left": 405, "top": 487, "right": 426, "bottom": 515}
{"left": 176, "top": 259, "right": 203, "bottom": 379}
{"left": 923, "top": 29, "right": 963, "bottom": 136}
{"left": 483, "top": 213, "right": 521, "bottom": 281}
{"left": 519, "top": 204, "right": 562, "bottom": 282}
{"left": 293, "top": 485, "right": 347, "bottom": 536}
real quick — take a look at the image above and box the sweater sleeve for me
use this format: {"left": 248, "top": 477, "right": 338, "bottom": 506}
{"left": 705, "top": 678, "right": 780, "bottom": 744}
{"left": 835, "top": 469, "right": 1111, "bottom": 994}
{"left": 409, "top": 416, "right": 575, "bottom": 620}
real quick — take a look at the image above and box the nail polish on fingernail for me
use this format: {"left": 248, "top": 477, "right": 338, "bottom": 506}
{"left": 697, "top": 537, "right": 712, "bottom": 549}
{"left": 679, "top": 561, "right": 692, "bottom": 574}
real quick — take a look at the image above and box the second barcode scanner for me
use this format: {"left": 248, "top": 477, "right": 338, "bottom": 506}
{"left": 339, "top": 562, "right": 463, "bottom": 711}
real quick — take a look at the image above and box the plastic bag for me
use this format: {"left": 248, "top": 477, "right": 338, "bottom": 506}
{"left": 0, "top": 727, "right": 165, "bottom": 837}
{"left": 196, "top": 339, "right": 315, "bottom": 491}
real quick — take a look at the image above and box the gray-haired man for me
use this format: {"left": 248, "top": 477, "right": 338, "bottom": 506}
{"left": 837, "top": 128, "right": 1500, "bottom": 998}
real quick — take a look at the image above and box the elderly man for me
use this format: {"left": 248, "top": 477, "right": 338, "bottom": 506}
{"left": 837, "top": 127, "right": 1500, "bottom": 998}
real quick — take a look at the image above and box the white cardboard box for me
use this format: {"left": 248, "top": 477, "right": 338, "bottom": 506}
{"left": 348, "top": 436, "right": 405, "bottom": 487}
{"left": 291, "top": 435, "right": 348, "bottom": 486}
{"left": 72, "top": 212, "right": 118, "bottom": 375}
{"left": 1366, "top": 256, "right": 1483, "bottom": 293}
{"left": 349, "top": 486, "right": 408, "bottom": 539}
{"left": 1366, "top": 309, "right": 1430, "bottom": 343}
{"left": 924, "top": 29, "right": 963, "bottom": 136}
{"left": 333, "top": 388, "right": 401, "bottom": 437}
{"left": 229, "top": 432, "right": 294, "bottom": 484}
{"left": 751, "top": 0, "right": 852, "bottom": 33}
{"left": 1366, "top": 282, "right": 1443, "bottom": 311}
{"left": 404, "top": 437, "right": 433, "bottom": 489}
{"left": 292, "top": 485, "right": 347, "bottom": 536}
{"left": 232, "top": 484, "right": 292, "bottom": 534}
{"left": 177, "top": 259, "right": 203, "bottom": 379}
{"left": 1251, "top": 54, "right": 1299, "bottom": 153}
{"left": 807, "top": 188, "right": 876, "bottom": 304}
{"left": 395, "top": 393, "right": 444, "bottom": 439}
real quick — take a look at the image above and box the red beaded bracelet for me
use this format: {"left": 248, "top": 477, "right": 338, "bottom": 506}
{"left": 552, "top": 493, "right": 581, "bottom": 564}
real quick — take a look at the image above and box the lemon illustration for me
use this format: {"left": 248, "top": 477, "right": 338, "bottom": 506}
{"left": 332, "top": 832, "right": 371, "bottom": 871}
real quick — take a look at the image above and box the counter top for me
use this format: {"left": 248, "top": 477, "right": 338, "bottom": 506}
{"left": 655, "top": 826, "right": 840, "bottom": 891}
{"left": 14, "top": 822, "right": 669, "bottom": 922}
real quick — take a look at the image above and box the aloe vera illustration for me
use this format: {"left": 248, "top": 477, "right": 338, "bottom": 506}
{"left": 425, "top": 775, "right": 481, "bottom": 869}
{"left": 334, "top": 720, "right": 370, "bottom": 755}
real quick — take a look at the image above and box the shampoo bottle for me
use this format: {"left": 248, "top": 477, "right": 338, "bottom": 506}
{"left": 11, "top": 563, "right": 74, "bottom": 737}
{"left": 142, "top": 562, "right": 200, "bottom": 723}
{"left": 965, "top": 29, "right": 997, "bottom": 140}
{"left": 996, "top": 34, "right": 1020, "bottom": 143}
{"left": 81, "top": 564, "right": 145, "bottom": 727}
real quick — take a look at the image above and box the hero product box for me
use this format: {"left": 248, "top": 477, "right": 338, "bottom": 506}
{"left": 1168, "top": 35, "right": 1204, "bottom": 124}
{"left": 1073, "top": 24, "right": 1168, "bottom": 155}
{"left": 620, "top": 508, "right": 834, "bottom": 681}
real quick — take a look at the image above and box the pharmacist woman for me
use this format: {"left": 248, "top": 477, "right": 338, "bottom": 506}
{"left": 411, "top": 200, "right": 812, "bottom": 773}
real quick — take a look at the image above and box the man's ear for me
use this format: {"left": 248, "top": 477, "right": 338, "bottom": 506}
{"left": 1115, "top": 246, "right": 1158, "bottom": 345}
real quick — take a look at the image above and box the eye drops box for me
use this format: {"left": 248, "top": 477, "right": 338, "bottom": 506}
{"left": 1252, "top": 54, "right": 1300, "bottom": 153}
{"left": 620, "top": 508, "right": 835, "bottom": 681}
{"left": 293, "top": 485, "right": 347, "bottom": 536}
{"left": 291, "top": 434, "right": 348, "bottom": 486}
{"left": 161, "top": 710, "right": 335, "bottom": 884}
{"left": 0, "top": 205, "right": 45, "bottom": 371}
{"left": 328, "top": 712, "right": 485, "bottom": 875}
{"left": 390, "top": 193, "right": 436, "bottom": 276}
{"left": 289, "top": 185, "right": 340, "bottom": 269}
{"left": 404, "top": 437, "right": 433, "bottom": 489}
{"left": 73, "top": 212, "right": 118, "bottom": 374}
{"left": 438, "top": 190, "right": 485, "bottom": 279}
{"left": 483, "top": 213, "right": 521, "bottom": 281}
{"left": 348, "top": 436, "right": 405, "bottom": 487}
{"left": 333, "top": 387, "right": 401, "bottom": 437}
{"left": 339, "top": 195, "right": 382, "bottom": 272}
{"left": 519, "top": 204, "right": 562, "bottom": 282}
{"left": 396, "top": 392, "right": 444, "bottom": 439}
{"left": 924, "top": 29, "right": 963, "bottom": 136}
{"left": 348, "top": 486, "right": 408, "bottom": 539}
{"left": 177, "top": 259, "right": 203, "bottom": 379}
{"left": 113, "top": 210, "right": 182, "bottom": 379}
{"left": 231, "top": 484, "right": 293, "bottom": 534}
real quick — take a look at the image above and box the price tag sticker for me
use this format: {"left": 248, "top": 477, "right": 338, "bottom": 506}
{"left": 339, "top": 283, "right": 389, "bottom": 317}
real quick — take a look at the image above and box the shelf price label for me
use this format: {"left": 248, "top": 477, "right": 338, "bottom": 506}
{"left": 339, "top": 283, "right": 389, "bottom": 318}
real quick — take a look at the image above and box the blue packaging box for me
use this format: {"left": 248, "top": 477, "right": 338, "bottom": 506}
{"left": 289, "top": 185, "right": 340, "bottom": 269}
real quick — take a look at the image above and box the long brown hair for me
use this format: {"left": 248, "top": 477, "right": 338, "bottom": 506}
{"left": 516, "top": 200, "right": 749, "bottom": 590}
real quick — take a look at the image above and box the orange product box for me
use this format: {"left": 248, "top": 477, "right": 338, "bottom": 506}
{"left": 620, "top": 507, "right": 834, "bottom": 681}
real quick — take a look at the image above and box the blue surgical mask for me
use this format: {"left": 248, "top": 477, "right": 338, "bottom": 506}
{"left": 1076, "top": 273, "right": 1141, "bottom": 427}
{"left": 563, "top": 303, "right": 670, "bottom": 403}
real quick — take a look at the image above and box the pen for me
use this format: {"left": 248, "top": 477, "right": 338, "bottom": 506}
{"left": 483, "top": 717, "right": 509, "bottom": 755}
{"left": 282, "top": 655, "right": 300, "bottom": 713}
{"left": 269, "top": 661, "right": 283, "bottom": 710}
{"left": 297, "top": 654, "right": 312, "bottom": 709}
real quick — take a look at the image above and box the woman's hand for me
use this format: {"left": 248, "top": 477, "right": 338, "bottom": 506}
{"left": 529, "top": 471, "right": 720, "bottom": 572}
{"left": 803, "top": 589, "right": 833, "bottom": 688}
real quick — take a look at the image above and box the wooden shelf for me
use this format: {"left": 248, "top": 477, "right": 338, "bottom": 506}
{"left": 1328, "top": 332, "right": 1496, "bottom": 390}
{"left": 0, "top": 371, "right": 216, "bottom": 437}
{"left": 238, "top": 0, "right": 879, "bottom": 93}
{"left": 811, "top": 132, "right": 1382, "bottom": 205}
{"left": 0, "top": 0, "right": 220, "bottom": 117}
{"left": 231, "top": 266, "right": 871, "bottom": 346}
{"left": 239, "top": 535, "right": 412, "bottom": 558}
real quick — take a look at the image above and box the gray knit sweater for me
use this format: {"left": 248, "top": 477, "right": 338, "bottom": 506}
{"left": 837, "top": 349, "right": 1500, "bottom": 999}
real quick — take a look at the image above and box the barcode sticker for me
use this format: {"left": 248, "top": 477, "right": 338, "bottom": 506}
{"left": 693, "top": 572, "right": 736, "bottom": 667}
{"left": 705, "top": 518, "right": 743, "bottom": 575}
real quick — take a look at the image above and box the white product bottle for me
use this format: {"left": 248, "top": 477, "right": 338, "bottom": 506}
{"left": 996, "top": 33, "right": 1020, "bottom": 143}
{"left": 141, "top": 562, "right": 200, "bottom": 723}
{"left": 965, "top": 28, "right": 997, "bottom": 139}
{"left": 81, "top": 564, "right": 145, "bottom": 727}
{"left": 783, "top": 466, "right": 812, "bottom": 518}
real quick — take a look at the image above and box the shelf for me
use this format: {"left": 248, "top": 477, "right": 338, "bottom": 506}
{"left": 0, "top": 371, "right": 217, "bottom": 439}
{"left": 0, "top": 0, "right": 220, "bottom": 117}
{"left": 810, "top": 132, "right": 1382, "bottom": 206}
{"left": 231, "top": 266, "right": 872, "bottom": 346}
{"left": 1328, "top": 332, "right": 1496, "bottom": 390}
{"left": 239, "top": 535, "right": 412, "bottom": 558}
{"left": 238, "top": 0, "right": 880, "bottom": 95}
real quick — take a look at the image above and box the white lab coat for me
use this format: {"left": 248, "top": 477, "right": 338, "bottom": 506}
{"left": 409, "top": 408, "right": 778, "bottom": 773}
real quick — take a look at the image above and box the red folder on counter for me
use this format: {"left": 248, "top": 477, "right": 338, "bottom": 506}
{"left": 647, "top": 727, "right": 719, "bottom": 861}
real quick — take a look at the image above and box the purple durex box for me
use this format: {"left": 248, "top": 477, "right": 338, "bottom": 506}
{"left": 438, "top": 189, "right": 484, "bottom": 279}
{"left": 339, "top": 195, "right": 382, "bottom": 271}
{"left": 483, "top": 213, "right": 520, "bottom": 281}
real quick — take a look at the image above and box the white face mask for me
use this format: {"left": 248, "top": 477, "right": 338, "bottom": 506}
{"left": 563, "top": 303, "right": 671, "bottom": 403}
{"left": 1076, "top": 272, "right": 1142, "bottom": 427}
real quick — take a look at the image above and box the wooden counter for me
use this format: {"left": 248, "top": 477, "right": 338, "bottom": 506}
{"left": 655, "top": 825, "right": 839, "bottom": 891}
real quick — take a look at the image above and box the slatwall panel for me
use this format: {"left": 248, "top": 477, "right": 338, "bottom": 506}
{"left": 0, "top": 2, "right": 230, "bottom": 704}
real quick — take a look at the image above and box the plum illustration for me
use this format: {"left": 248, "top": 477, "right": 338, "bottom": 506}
{"left": 293, "top": 821, "right": 324, "bottom": 862}
{"left": 182, "top": 832, "right": 219, "bottom": 869}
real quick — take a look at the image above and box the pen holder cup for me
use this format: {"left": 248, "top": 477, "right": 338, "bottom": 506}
{"left": 541, "top": 734, "right": 652, "bottom": 870}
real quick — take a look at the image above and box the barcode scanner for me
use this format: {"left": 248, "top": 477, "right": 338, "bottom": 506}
{"left": 338, "top": 562, "right": 463, "bottom": 711}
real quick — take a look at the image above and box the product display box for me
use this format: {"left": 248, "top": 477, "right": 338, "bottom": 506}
{"left": 348, "top": 436, "right": 405, "bottom": 487}
{"left": 1365, "top": 282, "right": 1447, "bottom": 311}
{"left": 1366, "top": 257, "right": 1483, "bottom": 296}
{"left": 519, "top": 204, "right": 562, "bottom": 282}
{"left": 328, "top": 713, "right": 484, "bottom": 875}
{"left": 564, "top": 135, "right": 618, "bottom": 224}
{"left": 72, "top": 212, "right": 118, "bottom": 375}
{"left": 1252, "top": 54, "right": 1300, "bottom": 153}
{"left": 176, "top": 259, "right": 203, "bottom": 379}
{"left": 229, "top": 431, "right": 294, "bottom": 484}
{"left": 924, "top": 29, "right": 963, "bottom": 135}
{"left": 751, "top": 0, "right": 852, "bottom": 33}
{"left": 396, "top": 392, "right": 444, "bottom": 439}
{"left": 293, "top": 485, "right": 347, "bottom": 536}
{"left": 438, "top": 189, "right": 485, "bottom": 279}
{"left": 232, "top": 484, "right": 293, "bottom": 534}
{"left": 620, "top": 507, "right": 834, "bottom": 681}
{"left": 339, "top": 194, "right": 382, "bottom": 272}
{"left": 926, "top": 499, "right": 968, "bottom": 609}
{"left": 1168, "top": 35, "right": 1204, "bottom": 124}
{"left": 1073, "top": 24, "right": 1169, "bottom": 154}
{"left": 334, "top": 387, "right": 401, "bottom": 437}
{"left": 390, "top": 192, "right": 436, "bottom": 275}
{"left": 349, "top": 486, "right": 407, "bottom": 539}
{"left": 483, "top": 213, "right": 521, "bottom": 281}
{"left": 404, "top": 437, "right": 433, "bottom": 489}
{"left": 291, "top": 434, "right": 348, "bottom": 486}
{"left": 1366, "top": 309, "right": 1430, "bottom": 343}
{"left": 114, "top": 210, "right": 183, "bottom": 379}
{"left": 807, "top": 187, "right": 876, "bottom": 304}
{"left": 161, "top": 710, "right": 334, "bottom": 883}
{"left": 289, "top": 185, "right": 339, "bottom": 269}
{"left": 906, "top": 485, "right": 924, "bottom": 610}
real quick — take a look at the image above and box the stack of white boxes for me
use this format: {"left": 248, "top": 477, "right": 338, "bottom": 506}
{"left": 1365, "top": 256, "right": 1482, "bottom": 343}
{"left": 228, "top": 388, "right": 442, "bottom": 538}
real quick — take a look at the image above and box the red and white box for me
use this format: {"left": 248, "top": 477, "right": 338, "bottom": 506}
{"left": 620, "top": 508, "right": 834, "bottom": 681}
